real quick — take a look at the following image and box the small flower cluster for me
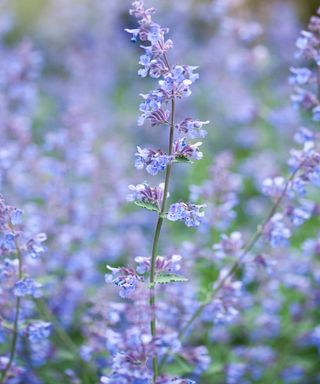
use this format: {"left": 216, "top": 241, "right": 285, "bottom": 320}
{"left": 127, "top": 182, "right": 165, "bottom": 211}
{"left": 135, "top": 139, "right": 203, "bottom": 176}
{"left": 291, "top": 7, "right": 320, "bottom": 121}
{"left": 167, "top": 202, "right": 206, "bottom": 227}
{"left": 0, "top": 194, "right": 50, "bottom": 380}
{"left": 105, "top": 266, "right": 142, "bottom": 299}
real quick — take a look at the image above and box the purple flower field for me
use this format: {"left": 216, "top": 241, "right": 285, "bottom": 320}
{"left": 1, "top": 0, "right": 320, "bottom": 383}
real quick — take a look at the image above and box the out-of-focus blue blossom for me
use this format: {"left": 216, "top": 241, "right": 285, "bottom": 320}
{"left": 262, "top": 176, "right": 286, "bottom": 199}
{"left": 294, "top": 127, "right": 314, "bottom": 145}
{"left": 26, "top": 321, "right": 51, "bottom": 343}
{"left": 101, "top": 351, "right": 151, "bottom": 383}
{"left": 167, "top": 202, "right": 206, "bottom": 227}
{"left": 289, "top": 67, "right": 312, "bottom": 85}
{"left": 175, "top": 118, "right": 209, "bottom": 139}
{"left": 263, "top": 214, "right": 291, "bottom": 247}
{"left": 226, "top": 362, "right": 248, "bottom": 384}
{"left": 10, "top": 209, "right": 23, "bottom": 226}
{"left": 13, "top": 278, "right": 43, "bottom": 298}
{"left": 213, "top": 231, "right": 244, "bottom": 259}
{"left": 135, "top": 254, "right": 182, "bottom": 274}
{"left": 312, "top": 105, "right": 320, "bottom": 121}
{"left": 26, "top": 233, "right": 47, "bottom": 259}
{"left": 180, "top": 346, "right": 211, "bottom": 374}
{"left": 0, "top": 232, "right": 16, "bottom": 252}
{"left": 281, "top": 365, "right": 305, "bottom": 383}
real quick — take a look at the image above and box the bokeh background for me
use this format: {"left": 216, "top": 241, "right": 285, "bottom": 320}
{"left": 1, "top": 0, "right": 320, "bottom": 383}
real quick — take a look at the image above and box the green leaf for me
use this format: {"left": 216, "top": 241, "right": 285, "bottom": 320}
{"left": 173, "top": 156, "right": 193, "bottom": 164}
{"left": 154, "top": 272, "right": 188, "bottom": 284}
{"left": 134, "top": 200, "right": 160, "bottom": 212}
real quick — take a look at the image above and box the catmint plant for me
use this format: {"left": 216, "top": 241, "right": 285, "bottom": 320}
{"left": 0, "top": 195, "right": 50, "bottom": 383}
{"left": 105, "top": 1, "right": 208, "bottom": 382}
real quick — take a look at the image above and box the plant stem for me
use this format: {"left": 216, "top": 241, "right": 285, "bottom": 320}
{"left": 159, "top": 160, "right": 304, "bottom": 371}
{"left": 0, "top": 235, "right": 23, "bottom": 384}
{"left": 149, "top": 94, "right": 175, "bottom": 382}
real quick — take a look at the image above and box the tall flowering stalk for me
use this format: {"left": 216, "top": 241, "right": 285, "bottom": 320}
{"left": 0, "top": 195, "right": 50, "bottom": 383}
{"left": 105, "top": 1, "right": 207, "bottom": 382}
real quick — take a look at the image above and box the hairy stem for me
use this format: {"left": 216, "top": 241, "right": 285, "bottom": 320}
{"left": 149, "top": 95, "right": 175, "bottom": 382}
{"left": 0, "top": 235, "right": 23, "bottom": 384}
{"left": 159, "top": 160, "right": 304, "bottom": 371}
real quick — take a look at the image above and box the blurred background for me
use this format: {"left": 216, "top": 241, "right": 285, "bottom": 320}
{"left": 1, "top": 0, "right": 320, "bottom": 383}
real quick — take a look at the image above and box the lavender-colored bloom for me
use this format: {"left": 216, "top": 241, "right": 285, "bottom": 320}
{"left": 281, "top": 365, "right": 305, "bottom": 383}
{"left": 127, "top": 182, "right": 165, "bottom": 211}
{"left": 213, "top": 231, "right": 244, "bottom": 259}
{"left": 14, "top": 278, "right": 43, "bottom": 298}
{"left": 135, "top": 146, "right": 171, "bottom": 175}
{"left": 105, "top": 266, "right": 141, "bottom": 299}
{"left": 26, "top": 233, "right": 47, "bottom": 259}
{"left": 263, "top": 214, "right": 291, "bottom": 247}
{"left": 10, "top": 208, "right": 23, "bottom": 226}
{"left": 101, "top": 351, "right": 151, "bottom": 383}
{"left": 167, "top": 202, "right": 206, "bottom": 227}
{"left": 293, "top": 127, "right": 314, "bottom": 145}
{"left": 175, "top": 118, "right": 209, "bottom": 139}
{"left": 289, "top": 67, "right": 312, "bottom": 85}
{"left": 312, "top": 105, "right": 320, "bottom": 121}
{"left": 148, "top": 108, "right": 170, "bottom": 126}
{"left": 135, "top": 254, "right": 182, "bottom": 274}
{"left": 27, "top": 322, "right": 51, "bottom": 343}
{"left": 262, "top": 176, "right": 286, "bottom": 199}
{"left": 0, "top": 232, "right": 16, "bottom": 252}
{"left": 226, "top": 363, "right": 247, "bottom": 384}
{"left": 172, "top": 138, "right": 203, "bottom": 161}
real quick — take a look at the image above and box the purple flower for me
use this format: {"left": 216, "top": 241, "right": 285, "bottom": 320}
{"left": 262, "top": 177, "right": 286, "bottom": 199}
{"left": 135, "top": 147, "right": 171, "bottom": 175}
{"left": 127, "top": 183, "right": 165, "bottom": 211}
{"left": 135, "top": 254, "right": 182, "bottom": 274}
{"left": 289, "top": 67, "right": 312, "bottom": 85}
{"left": 14, "top": 278, "right": 43, "bottom": 298}
{"left": 263, "top": 214, "right": 291, "bottom": 247}
{"left": 213, "top": 231, "right": 244, "bottom": 259}
{"left": 26, "top": 233, "right": 47, "bottom": 259}
{"left": 175, "top": 117, "right": 209, "bottom": 138}
{"left": 26, "top": 321, "right": 51, "bottom": 343}
{"left": 312, "top": 105, "right": 320, "bottom": 121}
{"left": 172, "top": 138, "right": 203, "bottom": 161}
{"left": 167, "top": 202, "right": 206, "bottom": 227}
{"left": 10, "top": 208, "right": 23, "bottom": 226}
{"left": 105, "top": 266, "right": 141, "bottom": 299}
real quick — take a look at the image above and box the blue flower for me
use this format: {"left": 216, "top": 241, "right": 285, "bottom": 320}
{"left": 27, "top": 321, "right": 51, "bottom": 343}
{"left": 105, "top": 266, "right": 140, "bottom": 298}
{"left": 167, "top": 202, "right": 206, "bottom": 227}
{"left": 14, "top": 278, "right": 43, "bottom": 298}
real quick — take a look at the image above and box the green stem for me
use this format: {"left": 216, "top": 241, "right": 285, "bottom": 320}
{"left": 0, "top": 235, "right": 23, "bottom": 384}
{"left": 159, "top": 160, "right": 305, "bottom": 372}
{"left": 149, "top": 96, "right": 175, "bottom": 383}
